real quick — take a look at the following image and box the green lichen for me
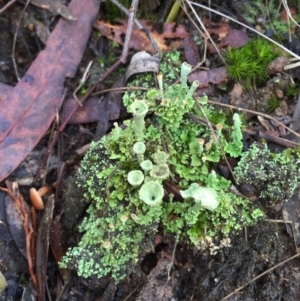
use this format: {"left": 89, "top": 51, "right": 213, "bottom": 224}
{"left": 60, "top": 58, "right": 265, "bottom": 282}
{"left": 234, "top": 143, "right": 300, "bottom": 202}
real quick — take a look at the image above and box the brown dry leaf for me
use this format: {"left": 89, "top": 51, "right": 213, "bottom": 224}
{"left": 0, "top": 0, "right": 101, "bottom": 182}
{"left": 94, "top": 20, "right": 187, "bottom": 53}
{"left": 201, "top": 18, "right": 250, "bottom": 53}
{"left": 188, "top": 67, "right": 227, "bottom": 88}
{"left": 183, "top": 35, "right": 200, "bottom": 66}
{"left": 0, "top": 84, "right": 118, "bottom": 125}
{"left": 280, "top": 7, "right": 296, "bottom": 22}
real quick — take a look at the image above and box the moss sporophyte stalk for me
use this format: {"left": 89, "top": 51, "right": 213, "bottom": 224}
{"left": 60, "top": 59, "right": 267, "bottom": 281}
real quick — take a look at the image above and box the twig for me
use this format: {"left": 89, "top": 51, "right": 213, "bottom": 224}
{"left": 12, "top": 0, "right": 31, "bottom": 81}
{"left": 167, "top": 237, "right": 178, "bottom": 281}
{"left": 73, "top": 60, "right": 93, "bottom": 106}
{"left": 206, "top": 99, "right": 300, "bottom": 142}
{"left": 0, "top": 0, "right": 17, "bottom": 14}
{"left": 108, "top": 0, "right": 158, "bottom": 54}
{"left": 122, "top": 281, "right": 144, "bottom": 301}
{"left": 193, "top": 98, "right": 237, "bottom": 183}
{"left": 120, "top": 0, "right": 139, "bottom": 63}
{"left": 220, "top": 252, "right": 300, "bottom": 301}
{"left": 92, "top": 86, "right": 149, "bottom": 96}
{"left": 181, "top": 1, "right": 225, "bottom": 64}
{"left": 258, "top": 130, "right": 299, "bottom": 148}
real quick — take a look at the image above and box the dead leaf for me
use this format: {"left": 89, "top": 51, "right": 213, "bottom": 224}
{"left": 280, "top": 7, "right": 296, "bottom": 22}
{"left": 0, "top": 83, "right": 118, "bottom": 125}
{"left": 0, "top": 0, "right": 101, "bottom": 182}
{"left": 188, "top": 67, "right": 227, "bottom": 88}
{"left": 64, "top": 96, "right": 121, "bottom": 125}
{"left": 201, "top": 18, "right": 250, "bottom": 53}
{"left": 0, "top": 82, "right": 12, "bottom": 101}
{"left": 94, "top": 20, "right": 187, "bottom": 53}
{"left": 183, "top": 35, "right": 200, "bottom": 66}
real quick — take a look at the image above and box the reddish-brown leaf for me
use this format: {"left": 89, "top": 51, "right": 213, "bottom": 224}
{"left": 201, "top": 18, "right": 250, "bottom": 53}
{"left": 94, "top": 20, "right": 187, "bottom": 53}
{"left": 0, "top": 83, "right": 117, "bottom": 125}
{"left": 188, "top": 67, "right": 227, "bottom": 88}
{"left": 183, "top": 35, "right": 200, "bottom": 66}
{"left": 0, "top": 0, "right": 101, "bottom": 181}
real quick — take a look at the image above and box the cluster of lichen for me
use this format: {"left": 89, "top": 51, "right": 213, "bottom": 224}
{"left": 225, "top": 38, "right": 279, "bottom": 88}
{"left": 234, "top": 143, "right": 300, "bottom": 202}
{"left": 60, "top": 60, "right": 264, "bottom": 281}
{"left": 242, "top": 0, "right": 300, "bottom": 38}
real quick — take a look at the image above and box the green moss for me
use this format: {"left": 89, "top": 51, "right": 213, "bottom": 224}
{"left": 266, "top": 96, "right": 280, "bottom": 113}
{"left": 225, "top": 38, "right": 279, "bottom": 88}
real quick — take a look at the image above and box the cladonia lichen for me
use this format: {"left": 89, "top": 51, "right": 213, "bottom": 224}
{"left": 60, "top": 57, "right": 265, "bottom": 281}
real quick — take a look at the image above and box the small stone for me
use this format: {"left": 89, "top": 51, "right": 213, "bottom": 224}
{"left": 266, "top": 56, "right": 289, "bottom": 75}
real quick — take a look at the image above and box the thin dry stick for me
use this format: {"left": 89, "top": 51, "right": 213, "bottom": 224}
{"left": 265, "top": 0, "right": 278, "bottom": 36}
{"left": 92, "top": 86, "right": 149, "bottom": 96}
{"left": 282, "top": 0, "right": 300, "bottom": 30}
{"left": 73, "top": 60, "right": 93, "bottom": 105}
{"left": 220, "top": 252, "right": 300, "bottom": 301}
{"left": 120, "top": 0, "right": 139, "bottom": 63}
{"left": 206, "top": 99, "right": 300, "bottom": 142}
{"left": 186, "top": 0, "right": 300, "bottom": 60}
{"left": 12, "top": 0, "right": 31, "bottom": 81}
{"left": 0, "top": 0, "right": 17, "bottom": 13}
{"left": 122, "top": 282, "right": 144, "bottom": 301}
{"left": 194, "top": 98, "right": 237, "bottom": 183}
{"left": 181, "top": 1, "right": 225, "bottom": 64}
{"left": 108, "top": 0, "right": 158, "bottom": 53}
{"left": 167, "top": 237, "right": 178, "bottom": 281}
